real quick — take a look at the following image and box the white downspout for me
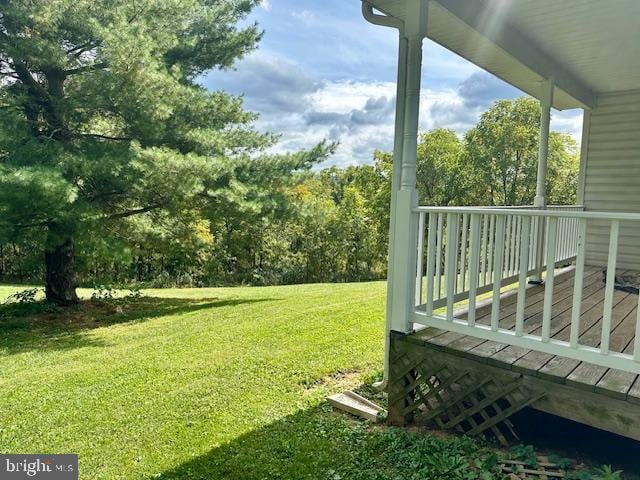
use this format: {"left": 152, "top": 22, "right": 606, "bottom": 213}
{"left": 362, "top": 1, "right": 427, "bottom": 391}
{"left": 362, "top": 2, "right": 405, "bottom": 392}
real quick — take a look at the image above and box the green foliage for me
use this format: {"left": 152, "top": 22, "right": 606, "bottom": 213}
{"left": 0, "top": 93, "right": 579, "bottom": 289}
{"left": 417, "top": 128, "right": 470, "bottom": 206}
{"left": 566, "top": 472, "right": 593, "bottom": 480}
{"left": 4, "top": 287, "right": 41, "bottom": 304}
{"left": 509, "top": 444, "right": 538, "bottom": 468}
{"left": 465, "top": 98, "right": 579, "bottom": 205}
{"left": 127, "top": 288, "right": 143, "bottom": 299}
{"left": 0, "top": 0, "right": 332, "bottom": 301}
{"left": 549, "top": 453, "right": 574, "bottom": 470}
{"left": 593, "top": 465, "right": 623, "bottom": 480}
{"left": 91, "top": 285, "right": 117, "bottom": 300}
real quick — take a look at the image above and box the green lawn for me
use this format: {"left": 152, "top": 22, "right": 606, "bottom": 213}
{"left": 0, "top": 283, "right": 503, "bottom": 479}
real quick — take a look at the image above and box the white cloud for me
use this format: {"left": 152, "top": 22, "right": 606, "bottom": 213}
{"left": 261, "top": 79, "right": 583, "bottom": 168}
{"left": 551, "top": 109, "right": 584, "bottom": 144}
{"left": 290, "top": 10, "right": 317, "bottom": 24}
{"left": 308, "top": 81, "right": 396, "bottom": 113}
{"left": 260, "top": 0, "right": 271, "bottom": 12}
{"left": 204, "top": 53, "right": 583, "bottom": 168}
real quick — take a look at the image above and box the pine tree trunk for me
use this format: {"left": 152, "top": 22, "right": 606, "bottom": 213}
{"left": 45, "top": 225, "right": 79, "bottom": 305}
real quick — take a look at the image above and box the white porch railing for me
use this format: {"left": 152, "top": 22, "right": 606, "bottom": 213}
{"left": 412, "top": 205, "right": 640, "bottom": 374}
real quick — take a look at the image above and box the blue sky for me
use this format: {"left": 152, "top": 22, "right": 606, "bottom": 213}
{"left": 203, "top": 0, "right": 583, "bottom": 167}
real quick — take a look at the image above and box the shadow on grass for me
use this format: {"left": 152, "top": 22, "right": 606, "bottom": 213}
{"left": 0, "top": 296, "right": 277, "bottom": 355}
{"left": 154, "top": 404, "right": 496, "bottom": 480}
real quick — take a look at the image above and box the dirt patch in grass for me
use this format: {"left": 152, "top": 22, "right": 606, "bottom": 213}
{"left": 303, "top": 369, "right": 364, "bottom": 393}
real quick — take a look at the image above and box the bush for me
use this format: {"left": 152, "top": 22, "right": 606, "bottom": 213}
{"left": 4, "top": 288, "right": 42, "bottom": 304}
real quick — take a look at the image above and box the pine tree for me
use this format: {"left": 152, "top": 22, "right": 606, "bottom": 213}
{"left": 0, "top": 0, "right": 332, "bottom": 304}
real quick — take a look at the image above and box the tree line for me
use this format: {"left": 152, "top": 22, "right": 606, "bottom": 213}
{"left": 1, "top": 93, "right": 579, "bottom": 290}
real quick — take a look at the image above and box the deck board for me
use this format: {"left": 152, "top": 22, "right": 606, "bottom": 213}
{"left": 468, "top": 270, "right": 601, "bottom": 362}
{"left": 535, "top": 288, "right": 632, "bottom": 381}
{"left": 565, "top": 292, "right": 637, "bottom": 390}
{"left": 628, "top": 376, "right": 640, "bottom": 404}
{"left": 412, "top": 266, "right": 640, "bottom": 401}
{"left": 494, "top": 275, "right": 605, "bottom": 370}
{"left": 440, "top": 270, "right": 590, "bottom": 356}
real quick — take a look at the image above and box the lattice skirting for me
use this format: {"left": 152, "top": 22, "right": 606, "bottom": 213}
{"left": 388, "top": 333, "right": 546, "bottom": 445}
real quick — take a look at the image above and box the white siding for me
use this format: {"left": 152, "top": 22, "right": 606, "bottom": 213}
{"left": 583, "top": 91, "right": 640, "bottom": 270}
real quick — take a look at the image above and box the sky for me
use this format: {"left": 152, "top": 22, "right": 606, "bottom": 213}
{"left": 202, "top": 0, "right": 584, "bottom": 167}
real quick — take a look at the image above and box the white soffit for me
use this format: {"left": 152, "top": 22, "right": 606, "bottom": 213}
{"left": 366, "top": 0, "right": 640, "bottom": 110}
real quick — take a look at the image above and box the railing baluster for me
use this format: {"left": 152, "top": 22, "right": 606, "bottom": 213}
{"left": 530, "top": 217, "right": 537, "bottom": 271}
{"left": 634, "top": 292, "right": 640, "bottom": 362}
{"left": 570, "top": 218, "right": 588, "bottom": 348}
{"left": 415, "top": 212, "right": 426, "bottom": 305}
{"left": 487, "top": 214, "right": 495, "bottom": 285}
{"left": 459, "top": 214, "right": 469, "bottom": 293}
{"left": 515, "top": 216, "right": 532, "bottom": 336}
{"left": 510, "top": 215, "right": 518, "bottom": 276}
{"left": 480, "top": 214, "right": 488, "bottom": 286}
{"left": 542, "top": 217, "right": 558, "bottom": 342}
{"left": 425, "top": 213, "right": 437, "bottom": 316}
{"left": 514, "top": 215, "right": 522, "bottom": 273}
{"left": 564, "top": 217, "right": 568, "bottom": 259}
{"left": 567, "top": 217, "right": 571, "bottom": 257}
{"left": 566, "top": 217, "right": 572, "bottom": 258}
{"left": 505, "top": 215, "right": 512, "bottom": 277}
{"left": 602, "top": 219, "right": 620, "bottom": 355}
{"left": 556, "top": 218, "right": 562, "bottom": 261}
{"left": 491, "top": 215, "right": 506, "bottom": 331}
{"left": 467, "top": 214, "right": 482, "bottom": 327}
{"left": 557, "top": 218, "right": 564, "bottom": 261}
{"left": 435, "top": 212, "right": 443, "bottom": 299}
{"left": 445, "top": 213, "right": 460, "bottom": 322}
{"left": 536, "top": 211, "right": 548, "bottom": 281}
{"left": 411, "top": 205, "right": 640, "bottom": 373}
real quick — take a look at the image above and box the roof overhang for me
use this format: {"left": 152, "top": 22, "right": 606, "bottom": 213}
{"left": 366, "top": 0, "right": 640, "bottom": 110}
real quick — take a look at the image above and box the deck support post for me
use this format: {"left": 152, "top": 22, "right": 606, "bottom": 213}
{"left": 388, "top": 0, "right": 428, "bottom": 335}
{"left": 531, "top": 77, "right": 554, "bottom": 284}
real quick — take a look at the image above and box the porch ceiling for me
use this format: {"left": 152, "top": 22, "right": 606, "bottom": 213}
{"left": 367, "top": 0, "right": 640, "bottom": 110}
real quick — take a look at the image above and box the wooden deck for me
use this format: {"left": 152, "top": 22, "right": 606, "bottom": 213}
{"left": 399, "top": 266, "right": 640, "bottom": 439}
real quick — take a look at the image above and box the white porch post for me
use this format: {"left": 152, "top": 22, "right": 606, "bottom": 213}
{"left": 532, "top": 77, "right": 554, "bottom": 283}
{"left": 389, "top": 0, "right": 428, "bottom": 333}
{"left": 383, "top": 32, "right": 408, "bottom": 339}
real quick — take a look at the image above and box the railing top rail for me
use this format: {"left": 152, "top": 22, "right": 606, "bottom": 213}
{"left": 547, "top": 204, "right": 585, "bottom": 208}
{"left": 416, "top": 204, "right": 584, "bottom": 210}
{"left": 413, "top": 206, "right": 640, "bottom": 221}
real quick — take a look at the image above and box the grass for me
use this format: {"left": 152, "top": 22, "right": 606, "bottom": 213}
{"left": 0, "top": 282, "right": 510, "bottom": 479}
